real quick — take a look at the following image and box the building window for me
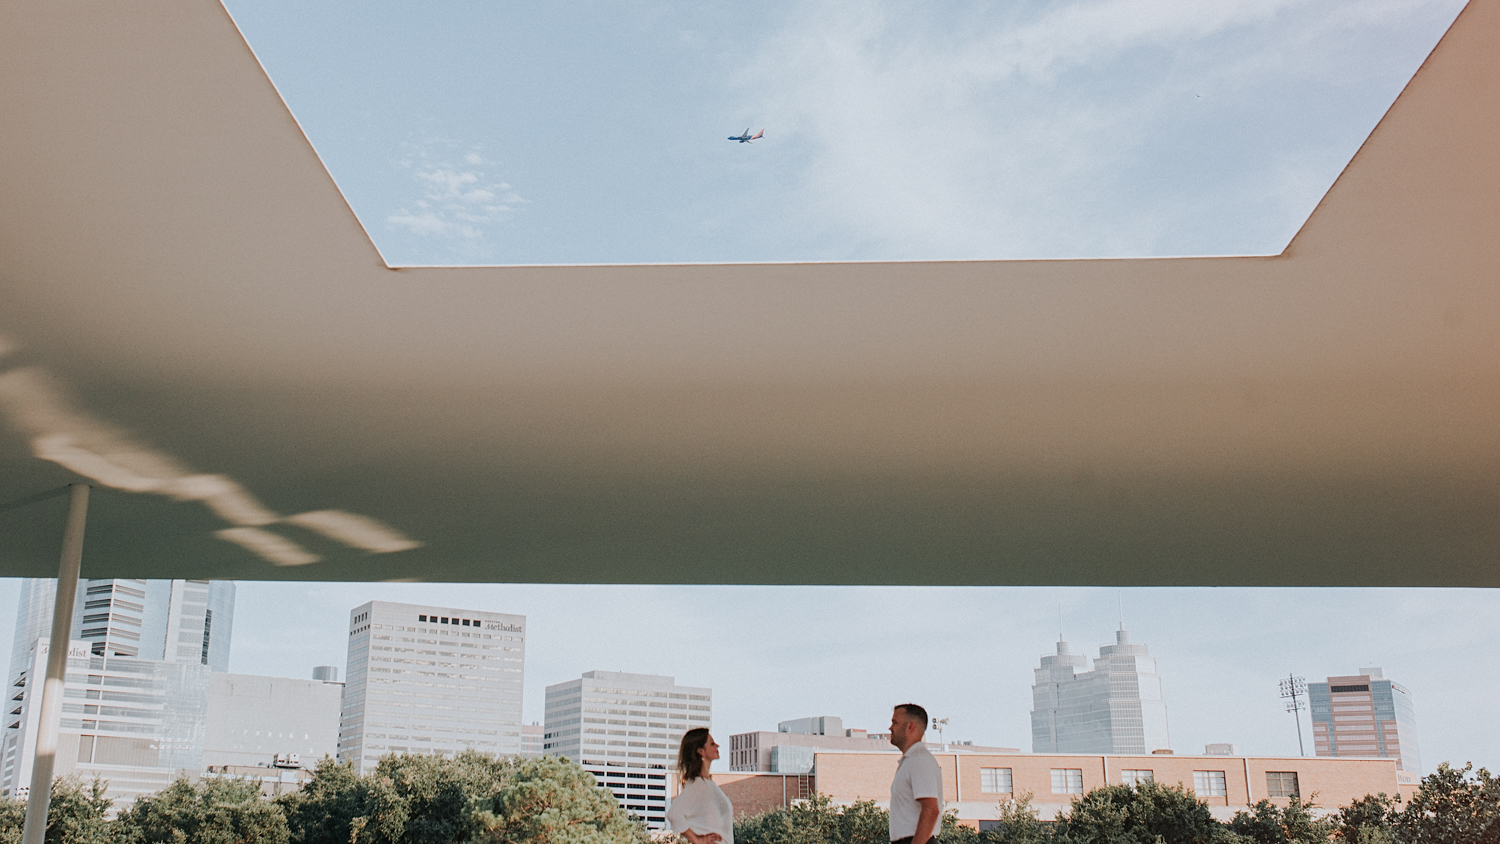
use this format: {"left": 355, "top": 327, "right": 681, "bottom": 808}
{"left": 1051, "top": 769, "right": 1083, "bottom": 794}
{"left": 1265, "top": 772, "right": 1300, "bottom": 799}
{"left": 1121, "top": 769, "right": 1153, "bottom": 786}
{"left": 1193, "top": 771, "right": 1227, "bottom": 796}
{"left": 980, "top": 768, "right": 1013, "bottom": 794}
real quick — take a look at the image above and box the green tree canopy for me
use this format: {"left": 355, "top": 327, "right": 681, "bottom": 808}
{"left": 0, "top": 777, "right": 114, "bottom": 844}
{"left": 1224, "top": 797, "right": 1334, "bottom": 844}
{"left": 468, "top": 755, "right": 648, "bottom": 844}
{"left": 282, "top": 752, "right": 645, "bottom": 844}
{"left": 1051, "top": 780, "right": 1226, "bottom": 844}
{"left": 1389, "top": 763, "right": 1500, "bottom": 844}
{"left": 113, "top": 776, "right": 287, "bottom": 844}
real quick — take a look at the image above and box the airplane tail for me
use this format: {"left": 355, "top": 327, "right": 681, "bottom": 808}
{"left": 751, "top": 130, "right": 764, "bottom": 140}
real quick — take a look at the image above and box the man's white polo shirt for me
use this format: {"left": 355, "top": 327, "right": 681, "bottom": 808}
{"left": 889, "top": 741, "right": 943, "bottom": 841}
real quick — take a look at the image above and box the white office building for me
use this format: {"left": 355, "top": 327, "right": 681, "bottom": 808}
{"left": 2, "top": 578, "right": 234, "bottom": 802}
{"left": 338, "top": 601, "right": 525, "bottom": 774}
{"left": 1030, "top": 627, "right": 1170, "bottom": 755}
{"left": 543, "top": 670, "right": 711, "bottom": 828}
{"left": 202, "top": 672, "right": 343, "bottom": 769}
{"left": 1, "top": 639, "right": 211, "bottom": 804}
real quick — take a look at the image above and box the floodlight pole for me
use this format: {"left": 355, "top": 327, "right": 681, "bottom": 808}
{"left": 20, "top": 484, "right": 90, "bottom": 844}
{"left": 1279, "top": 674, "right": 1307, "bottom": 758}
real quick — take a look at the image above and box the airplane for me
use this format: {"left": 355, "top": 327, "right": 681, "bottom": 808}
{"left": 728, "top": 128, "right": 764, "bottom": 143}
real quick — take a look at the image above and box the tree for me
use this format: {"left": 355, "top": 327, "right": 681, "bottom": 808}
{"left": 113, "top": 776, "right": 288, "bottom": 844}
{"left": 1333, "top": 794, "right": 1397, "bottom": 844}
{"left": 1225, "top": 798, "right": 1333, "bottom": 844}
{"left": 278, "top": 758, "right": 370, "bottom": 844}
{"left": 1051, "top": 780, "right": 1224, "bottom": 844}
{"left": 977, "top": 794, "right": 1053, "bottom": 844}
{"left": 734, "top": 793, "right": 903, "bottom": 844}
{"left": 0, "top": 777, "right": 115, "bottom": 844}
{"left": 0, "top": 796, "right": 22, "bottom": 844}
{"left": 467, "top": 755, "right": 648, "bottom": 844}
{"left": 1388, "top": 763, "right": 1500, "bottom": 844}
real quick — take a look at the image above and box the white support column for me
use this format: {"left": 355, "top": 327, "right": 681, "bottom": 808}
{"left": 20, "top": 484, "right": 89, "bottom": 844}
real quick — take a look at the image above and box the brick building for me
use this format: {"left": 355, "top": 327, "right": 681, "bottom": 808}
{"left": 688, "top": 750, "right": 1418, "bottom": 825}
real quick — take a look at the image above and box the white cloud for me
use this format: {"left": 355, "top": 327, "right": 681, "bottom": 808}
{"left": 386, "top": 136, "right": 527, "bottom": 259}
{"left": 737, "top": 0, "right": 1461, "bottom": 259}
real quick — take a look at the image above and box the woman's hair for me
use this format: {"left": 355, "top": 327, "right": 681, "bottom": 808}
{"left": 677, "top": 728, "right": 712, "bottom": 781}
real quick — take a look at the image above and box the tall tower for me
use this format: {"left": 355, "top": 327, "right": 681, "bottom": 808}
{"left": 7, "top": 578, "right": 234, "bottom": 678}
{"left": 1309, "top": 668, "right": 1421, "bottom": 773}
{"left": 337, "top": 600, "right": 525, "bottom": 774}
{"left": 1030, "top": 628, "right": 1170, "bottom": 754}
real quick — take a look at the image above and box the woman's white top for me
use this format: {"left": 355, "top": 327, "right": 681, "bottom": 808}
{"left": 667, "top": 776, "right": 734, "bottom": 844}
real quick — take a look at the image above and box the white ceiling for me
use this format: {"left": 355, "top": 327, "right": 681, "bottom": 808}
{"left": 0, "top": 0, "right": 1496, "bottom": 585}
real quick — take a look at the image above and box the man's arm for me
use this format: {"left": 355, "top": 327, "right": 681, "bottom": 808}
{"left": 913, "top": 797, "right": 940, "bottom": 844}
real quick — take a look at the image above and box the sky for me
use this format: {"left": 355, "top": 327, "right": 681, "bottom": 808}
{"left": 3, "top": 579, "right": 1498, "bottom": 777}
{"left": 218, "top": 0, "right": 1467, "bottom": 265}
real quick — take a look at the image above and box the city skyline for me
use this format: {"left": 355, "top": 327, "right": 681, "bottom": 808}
{"left": 3, "top": 580, "right": 1493, "bottom": 778}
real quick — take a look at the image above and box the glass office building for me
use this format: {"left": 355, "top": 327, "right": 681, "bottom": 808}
{"left": 1310, "top": 668, "right": 1421, "bottom": 773}
{"left": 1031, "top": 628, "right": 1171, "bottom": 754}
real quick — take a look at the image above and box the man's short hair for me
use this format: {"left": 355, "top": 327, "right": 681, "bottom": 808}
{"left": 895, "top": 703, "right": 928, "bottom": 729}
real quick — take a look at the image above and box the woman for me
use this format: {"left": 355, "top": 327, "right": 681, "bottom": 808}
{"left": 666, "top": 728, "right": 734, "bottom": 844}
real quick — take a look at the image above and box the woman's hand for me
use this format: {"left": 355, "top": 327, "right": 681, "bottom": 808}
{"left": 683, "top": 832, "right": 722, "bottom": 844}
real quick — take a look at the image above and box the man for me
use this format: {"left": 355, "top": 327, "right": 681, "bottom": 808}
{"left": 888, "top": 703, "right": 942, "bottom": 844}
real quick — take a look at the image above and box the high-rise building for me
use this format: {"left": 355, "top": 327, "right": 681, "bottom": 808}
{"left": 337, "top": 601, "right": 525, "bottom": 774}
{"left": 6, "top": 578, "right": 233, "bottom": 670}
{"left": 1310, "top": 668, "right": 1420, "bottom": 773}
{"left": 543, "top": 670, "right": 711, "bottom": 828}
{"left": 2, "top": 578, "right": 235, "bottom": 803}
{"left": 1030, "top": 627, "right": 1170, "bottom": 754}
{"left": 1, "top": 639, "right": 211, "bottom": 804}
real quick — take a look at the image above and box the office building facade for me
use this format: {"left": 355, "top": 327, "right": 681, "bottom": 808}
{"left": 1310, "top": 668, "right": 1421, "bottom": 773}
{"left": 1031, "top": 628, "right": 1170, "bottom": 754}
{"left": 543, "top": 670, "right": 711, "bottom": 828}
{"left": 202, "top": 672, "right": 343, "bottom": 769}
{"left": 1, "top": 639, "right": 211, "bottom": 805}
{"left": 337, "top": 601, "right": 525, "bottom": 774}
{"left": 7, "top": 578, "right": 234, "bottom": 674}
{"left": 2, "top": 578, "right": 234, "bottom": 803}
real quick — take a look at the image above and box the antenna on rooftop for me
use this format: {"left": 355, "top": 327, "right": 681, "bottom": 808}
{"left": 1118, "top": 591, "right": 1124, "bottom": 631}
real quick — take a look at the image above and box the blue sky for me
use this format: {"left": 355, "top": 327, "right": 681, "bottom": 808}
{"left": 3, "top": 579, "right": 1498, "bottom": 778}
{"left": 220, "top": 0, "right": 1465, "bottom": 265}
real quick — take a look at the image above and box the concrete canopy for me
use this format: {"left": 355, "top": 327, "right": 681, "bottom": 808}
{"left": 0, "top": 1, "right": 1497, "bottom": 586}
